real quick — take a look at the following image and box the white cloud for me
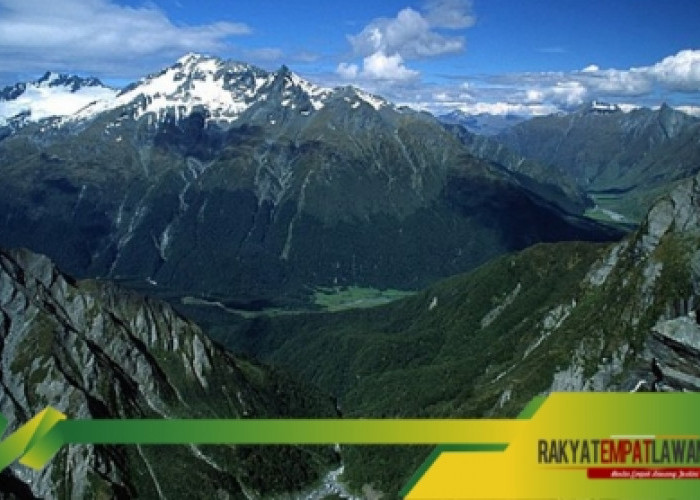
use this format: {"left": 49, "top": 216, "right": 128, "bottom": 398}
{"left": 348, "top": 8, "right": 464, "bottom": 60}
{"left": 404, "top": 97, "right": 557, "bottom": 116}
{"left": 454, "top": 49, "right": 700, "bottom": 117}
{"left": 363, "top": 49, "right": 700, "bottom": 117}
{"left": 585, "top": 69, "right": 652, "bottom": 95}
{"left": 575, "top": 50, "right": 700, "bottom": 95}
{"left": 525, "top": 81, "right": 589, "bottom": 107}
{"left": 337, "top": 62, "right": 359, "bottom": 79}
{"left": 337, "top": 52, "right": 419, "bottom": 82}
{"left": 648, "top": 49, "right": 700, "bottom": 91}
{"left": 337, "top": 1, "right": 474, "bottom": 82}
{"left": 0, "top": 0, "right": 250, "bottom": 78}
{"left": 364, "top": 52, "right": 419, "bottom": 80}
{"left": 675, "top": 105, "right": 700, "bottom": 117}
{"left": 456, "top": 102, "right": 557, "bottom": 116}
{"left": 424, "top": 0, "right": 475, "bottom": 29}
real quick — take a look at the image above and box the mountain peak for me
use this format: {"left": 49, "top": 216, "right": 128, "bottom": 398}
{"left": 37, "top": 71, "right": 60, "bottom": 85}
{"left": 4, "top": 54, "right": 395, "bottom": 130}
{"left": 34, "top": 71, "right": 105, "bottom": 91}
{"left": 70, "top": 54, "right": 340, "bottom": 126}
{"left": 177, "top": 52, "right": 208, "bottom": 65}
{"left": 0, "top": 71, "right": 116, "bottom": 124}
{"left": 174, "top": 52, "right": 230, "bottom": 75}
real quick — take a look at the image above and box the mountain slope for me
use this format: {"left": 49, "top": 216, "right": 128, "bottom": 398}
{"left": 443, "top": 122, "right": 592, "bottom": 215}
{"left": 215, "top": 170, "right": 700, "bottom": 495}
{"left": 0, "top": 55, "right": 620, "bottom": 304}
{"left": 0, "top": 247, "right": 337, "bottom": 499}
{"left": 497, "top": 103, "right": 700, "bottom": 221}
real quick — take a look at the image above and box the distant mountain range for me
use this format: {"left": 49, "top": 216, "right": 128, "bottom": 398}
{"left": 0, "top": 54, "right": 619, "bottom": 305}
{"left": 437, "top": 109, "right": 528, "bottom": 136}
{"left": 495, "top": 102, "right": 700, "bottom": 222}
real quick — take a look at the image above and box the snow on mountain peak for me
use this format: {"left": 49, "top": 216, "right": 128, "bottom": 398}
{"left": 0, "top": 73, "right": 117, "bottom": 124}
{"left": 176, "top": 52, "right": 205, "bottom": 65}
{"left": 37, "top": 71, "right": 61, "bottom": 85}
{"left": 71, "top": 55, "right": 340, "bottom": 125}
{"left": 2, "top": 54, "right": 394, "bottom": 130}
{"left": 124, "top": 56, "right": 275, "bottom": 122}
{"left": 352, "top": 88, "right": 387, "bottom": 111}
{"left": 281, "top": 68, "right": 333, "bottom": 111}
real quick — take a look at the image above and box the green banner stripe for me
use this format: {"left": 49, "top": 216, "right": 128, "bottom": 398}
{"left": 0, "top": 409, "right": 525, "bottom": 479}
{"left": 516, "top": 394, "right": 547, "bottom": 419}
{"left": 55, "top": 418, "right": 522, "bottom": 444}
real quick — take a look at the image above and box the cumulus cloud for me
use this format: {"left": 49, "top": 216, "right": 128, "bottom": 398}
{"left": 337, "top": 62, "right": 360, "bottom": 79}
{"left": 573, "top": 50, "right": 700, "bottom": 96}
{"left": 362, "top": 52, "right": 420, "bottom": 80}
{"left": 648, "top": 49, "right": 700, "bottom": 91}
{"left": 456, "top": 49, "right": 700, "bottom": 116}
{"left": 337, "top": 52, "right": 419, "bottom": 82}
{"left": 371, "top": 49, "right": 700, "bottom": 117}
{"left": 337, "top": 0, "right": 474, "bottom": 82}
{"left": 580, "top": 68, "right": 652, "bottom": 96}
{"left": 0, "top": 0, "right": 250, "bottom": 78}
{"left": 348, "top": 8, "right": 464, "bottom": 60}
{"left": 523, "top": 81, "right": 588, "bottom": 107}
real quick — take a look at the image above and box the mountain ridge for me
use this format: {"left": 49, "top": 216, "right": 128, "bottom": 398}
{"left": 0, "top": 54, "right": 621, "bottom": 304}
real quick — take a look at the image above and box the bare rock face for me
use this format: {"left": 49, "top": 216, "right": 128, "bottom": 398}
{"left": 0, "top": 247, "right": 336, "bottom": 499}
{"left": 653, "top": 316, "right": 700, "bottom": 356}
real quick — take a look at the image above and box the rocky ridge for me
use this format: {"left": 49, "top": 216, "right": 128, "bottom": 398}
{"left": 0, "top": 247, "right": 337, "bottom": 499}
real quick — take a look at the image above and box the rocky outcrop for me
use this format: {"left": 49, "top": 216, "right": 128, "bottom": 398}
{"left": 549, "top": 172, "right": 700, "bottom": 394}
{"left": 0, "top": 247, "right": 336, "bottom": 499}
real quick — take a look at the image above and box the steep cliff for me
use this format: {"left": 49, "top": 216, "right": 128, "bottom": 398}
{"left": 0, "top": 247, "right": 337, "bottom": 499}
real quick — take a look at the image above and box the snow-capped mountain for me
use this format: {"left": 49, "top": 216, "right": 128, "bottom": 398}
{"left": 1, "top": 53, "right": 390, "bottom": 131}
{"left": 0, "top": 71, "right": 117, "bottom": 125}
{"left": 0, "top": 53, "right": 617, "bottom": 303}
{"left": 68, "top": 53, "right": 388, "bottom": 127}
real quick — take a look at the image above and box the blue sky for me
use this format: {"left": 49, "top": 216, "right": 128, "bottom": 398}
{"left": 1, "top": 0, "right": 699, "bottom": 115}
